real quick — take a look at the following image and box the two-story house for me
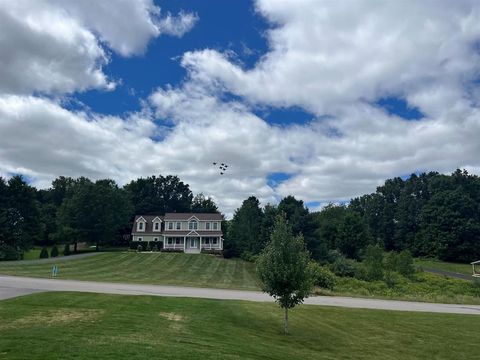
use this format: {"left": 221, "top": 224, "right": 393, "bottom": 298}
{"left": 131, "top": 213, "right": 223, "bottom": 253}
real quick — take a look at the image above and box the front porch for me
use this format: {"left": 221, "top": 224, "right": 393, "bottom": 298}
{"left": 163, "top": 235, "right": 222, "bottom": 253}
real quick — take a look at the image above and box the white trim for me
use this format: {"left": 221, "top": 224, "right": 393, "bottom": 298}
{"left": 187, "top": 230, "right": 200, "bottom": 236}
{"left": 187, "top": 215, "right": 200, "bottom": 221}
{"left": 152, "top": 216, "right": 162, "bottom": 223}
{"left": 136, "top": 216, "right": 147, "bottom": 223}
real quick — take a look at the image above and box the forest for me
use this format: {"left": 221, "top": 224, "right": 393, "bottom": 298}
{"left": 1, "top": 169, "right": 479, "bottom": 263}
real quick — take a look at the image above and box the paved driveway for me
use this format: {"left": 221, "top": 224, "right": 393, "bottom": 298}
{"left": 1, "top": 275, "right": 480, "bottom": 315}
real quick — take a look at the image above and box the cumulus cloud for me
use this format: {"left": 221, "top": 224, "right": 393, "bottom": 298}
{"left": 2, "top": 0, "right": 480, "bottom": 217}
{"left": 181, "top": 0, "right": 480, "bottom": 116}
{"left": 0, "top": 0, "right": 197, "bottom": 95}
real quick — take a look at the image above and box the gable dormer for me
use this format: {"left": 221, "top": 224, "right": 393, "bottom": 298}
{"left": 152, "top": 216, "right": 162, "bottom": 232}
{"left": 136, "top": 216, "right": 146, "bottom": 232}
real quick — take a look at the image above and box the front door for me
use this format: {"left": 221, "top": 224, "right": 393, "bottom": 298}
{"left": 190, "top": 238, "right": 196, "bottom": 248}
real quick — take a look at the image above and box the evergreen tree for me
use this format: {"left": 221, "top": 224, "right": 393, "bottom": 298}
{"left": 227, "top": 196, "right": 263, "bottom": 257}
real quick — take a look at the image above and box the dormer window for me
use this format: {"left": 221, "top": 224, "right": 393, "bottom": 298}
{"left": 137, "top": 221, "right": 145, "bottom": 232}
{"left": 188, "top": 220, "right": 198, "bottom": 230}
{"left": 154, "top": 222, "right": 160, "bottom": 231}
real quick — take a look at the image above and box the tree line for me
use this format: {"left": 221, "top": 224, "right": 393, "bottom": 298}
{"left": 0, "top": 175, "right": 218, "bottom": 260}
{"left": 226, "top": 169, "right": 480, "bottom": 263}
{"left": 2, "top": 169, "right": 479, "bottom": 263}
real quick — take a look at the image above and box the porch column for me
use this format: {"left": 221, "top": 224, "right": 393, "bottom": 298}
{"left": 183, "top": 236, "right": 186, "bottom": 251}
{"left": 200, "top": 236, "right": 202, "bottom": 250}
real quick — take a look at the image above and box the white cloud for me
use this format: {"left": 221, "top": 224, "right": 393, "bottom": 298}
{"left": 0, "top": 0, "right": 197, "bottom": 95}
{"left": 2, "top": 0, "right": 480, "bottom": 217}
{"left": 180, "top": 0, "right": 480, "bottom": 116}
{"left": 157, "top": 11, "right": 199, "bottom": 38}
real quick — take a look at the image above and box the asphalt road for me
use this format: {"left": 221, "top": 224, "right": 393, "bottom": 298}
{"left": 1, "top": 275, "right": 480, "bottom": 315}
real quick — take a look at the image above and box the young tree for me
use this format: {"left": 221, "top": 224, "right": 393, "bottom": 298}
{"left": 256, "top": 215, "right": 314, "bottom": 334}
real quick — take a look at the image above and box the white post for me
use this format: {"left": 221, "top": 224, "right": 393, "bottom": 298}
{"left": 200, "top": 237, "right": 202, "bottom": 250}
{"left": 184, "top": 236, "right": 186, "bottom": 252}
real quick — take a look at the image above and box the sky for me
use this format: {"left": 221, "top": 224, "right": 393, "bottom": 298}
{"left": 1, "top": 0, "right": 480, "bottom": 217}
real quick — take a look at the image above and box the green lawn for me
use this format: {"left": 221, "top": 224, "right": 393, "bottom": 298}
{"left": 0, "top": 292, "right": 478, "bottom": 360}
{"left": 0, "top": 252, "right": 259, "bottom": 290}
{"left": 415, "top": 258, "right": 474, "bottom": 276}
{"left": 22, "top": 246, "right": 64, "bottom": 260}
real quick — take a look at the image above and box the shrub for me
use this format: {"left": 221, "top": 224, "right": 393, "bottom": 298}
{"left": 240, "top": 251, "right": 258, "bottom": 263}
{"left": 384, "top": 271, "right": 402, "bottom": 288}
{"left": 146, "top": 242, "right": 152, "bottom": 252}
{"left": 39, "top": 247, "right": 49, "bottom": 259}
{"left": 309, "top": 262, "right": 336, "bottom": 290}
{"left": 329, "top": 256, "right": 358, "bottom": 277}
{"left": 50, "top": 245, "right": 59, "bottom": 258}
{"left": 152, "top": 244, "right": 159, "bottom": 252}
{"left": 63, "top": 244, "right": 71, "bottom": 256}
{"left": 137, "top": 244, "right": 143, "bottom": 252}
{"left": 363, "top": 245, "right": 384, "bottom": 281}
{"left": 397, "top": 250, "right": 415, "bottom": 277}
{"left": 384, "top": 251, "right": 399, "bottom": 271}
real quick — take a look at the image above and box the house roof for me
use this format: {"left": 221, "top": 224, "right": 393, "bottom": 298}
{"left": 131, "top": 213, "right": 222, "bottom": 235}
{"left": 164, "top": 212, "right": 222, "bottom": 221}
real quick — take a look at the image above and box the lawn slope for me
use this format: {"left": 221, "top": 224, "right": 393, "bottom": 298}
{"left": 0, "top": 253, "right": 259, "bottom": 290}
{"left": 0, "top": 292, "right": 479, "bottom": 360}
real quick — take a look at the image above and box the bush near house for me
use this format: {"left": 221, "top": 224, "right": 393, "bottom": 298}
{"left": 50, "top": 245, "right": 59, "bottom": 258}
{"left": 39, "top": 247, "right": 49, "bottom": 259}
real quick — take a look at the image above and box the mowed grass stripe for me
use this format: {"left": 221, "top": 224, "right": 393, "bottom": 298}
{"left": 1, "top": 292, "right": 478, "bottom": 360}
{"left": 0, "top": 252, "right": 259, "bottom": 290}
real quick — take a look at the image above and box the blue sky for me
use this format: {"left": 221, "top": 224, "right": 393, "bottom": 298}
{"left": 1, "top": 0, "right": 479, "bottom": 216}
{"left": 74, "top": 0, "right": 270, "bottom": 116}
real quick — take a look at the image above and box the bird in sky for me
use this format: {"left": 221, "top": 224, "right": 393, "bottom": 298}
{"left": 212, "top": 161, "right": 229, "bottom": 175}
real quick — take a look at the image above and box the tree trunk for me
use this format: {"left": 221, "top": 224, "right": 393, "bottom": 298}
{"left": 284, "top": 307, "right": 289, "bottom": 335}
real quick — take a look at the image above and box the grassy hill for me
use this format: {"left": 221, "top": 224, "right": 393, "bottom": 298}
{"left": 0, "top": 252, "right": 259, "bottom": 290}
{"left": 0, "top": 292, "right": 479, "bottom": 360}
{"left": 415, "top": 258, "right": 474, "bottom": 276}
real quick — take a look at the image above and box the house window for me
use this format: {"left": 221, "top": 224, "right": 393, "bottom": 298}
{"left": 138, "top": 237, "right": 143, "bottom": 241}
{"left": 176, "top": 222, "right": 181, "bottom": 230}
{"left": 138, "top": 222, "right": 144, "bottom": 231}
{"left": 206, "top": 222, "right": 211, "bottom": 230}
{"left": 213, "top": 238, "right": 218, "bottom": 244}
{"left": 213, "top": 222, "right": 218, "bottom": 230}
{"left": 175, "top": 238, "right": 181, "bottom": 245}
{"left": 154, "top": 222, "right": 160, "bottom": 231}
{"left": 205, "top": 238, "right": 210, "bottom": 244}
{"left": 168, "top": 222, "right": 173, "bottom": 230}
{"left": 167, "top": 238, "right": 173, "bottom": 245}
{"left": 188, "top": 220, "right": 198, "bottom": 230}
{"left": 154, "top": 237, "right": 158, "bottom": 242}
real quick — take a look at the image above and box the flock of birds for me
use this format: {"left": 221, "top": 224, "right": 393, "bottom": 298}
{"left": 212, "top": 162, "right": 229, "bottom": 175}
